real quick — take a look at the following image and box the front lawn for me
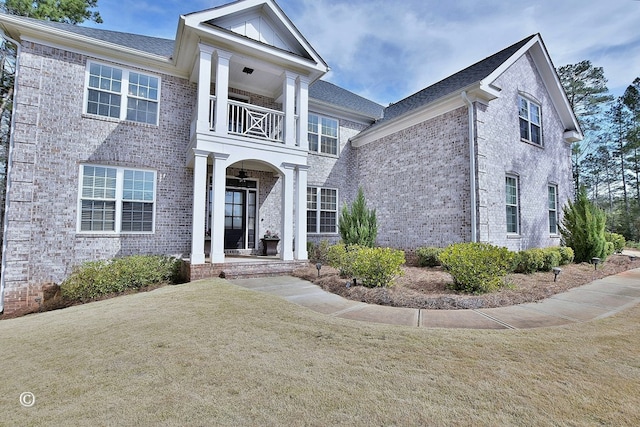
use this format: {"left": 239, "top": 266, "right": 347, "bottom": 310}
{"left": 1, "top": 279, "right": 639, "bottom": 425}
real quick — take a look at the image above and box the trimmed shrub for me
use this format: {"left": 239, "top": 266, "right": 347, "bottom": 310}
{"left": 327, "top": 243, "right": 360, "bottom": 278}
{"left": 541, "top": 248, "right": 562, "bottom": 271}
{"left": 604, "top": 241, "right": 615, "bottom": 257}
{"left": 560, "top": 189, "right": 608, "bottom": 263}
{"left": 439, "top": 243, "right": 515, "bottom": 294}
{"left": 351, "top": 247, "right": 406, "bottom": 288}
{"left": 416, "top": 247, "right": 443, "bottom": 267}
{"left": 61, "top": 255, "right": 181, "bottom": 302}
{"left": 605, "top": 232, "right": 626, "bottom": 254}
{"left": 513, "top": 249, "right": 545, "bottom": 274}
{"left": 308, "top": 239, "right": 331, "bottom": 263}
{"left": 558, "top": 246, "right": 575, "bottom": 265}
{"left": 338, "top": 187, "right": 377, "bottom": 247}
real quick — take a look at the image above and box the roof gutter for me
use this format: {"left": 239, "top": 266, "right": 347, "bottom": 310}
{"left": 0, "top": 28, "right": 20, "bottom": 314}
{"left": 461, "top": 91, "right": 478, "bottom": 243}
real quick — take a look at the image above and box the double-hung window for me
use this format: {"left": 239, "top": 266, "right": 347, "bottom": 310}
{"left": 518, "top": 96, "right": 542, "bottom": 145}
{"left": 307, "top": 187, "right": 338, "bottom": 233}
{"left": 506, "top": 176, "right": 519, "bottom": 234}
{"left": 548, "top": 184, "right": 559, "bottom": 235}
{"left": 79, "top": 165, "right": 156, "bottom": 233}
{"left": 308, "top": 113, "right": 338, "bottom": 155}
{"left": 86, "top": 62, "right": 160, "bottom": 125}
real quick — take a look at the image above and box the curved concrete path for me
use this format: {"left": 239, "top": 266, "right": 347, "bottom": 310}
{"left": 230, "top": 254, "right": 640, "bottom": 329}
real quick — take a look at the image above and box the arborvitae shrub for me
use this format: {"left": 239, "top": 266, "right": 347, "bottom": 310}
{"left": 338, "top": 187, "right": 377, "bottom": 247}
{"left": 560, "top": 189, "right": 608, "bottom": 263}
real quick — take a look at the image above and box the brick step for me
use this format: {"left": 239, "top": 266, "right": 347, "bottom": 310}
{"left": 184, "top": 259, "right": 309, "bottom": 281}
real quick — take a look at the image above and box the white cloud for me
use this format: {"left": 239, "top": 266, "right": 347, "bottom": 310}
{"left": 86, "top": 0, "right": 640, "bottom": 103}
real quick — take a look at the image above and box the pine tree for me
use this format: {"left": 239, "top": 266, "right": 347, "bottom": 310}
{"left": 338, "top": 187, "right": 377, "bottom": 247}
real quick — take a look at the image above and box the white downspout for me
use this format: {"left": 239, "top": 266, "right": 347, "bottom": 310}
{"left": 461, "top": 91, "right": 478, "bottom": 243}
{"left": 0, "top": 30, "right": 21, "bottom": 313}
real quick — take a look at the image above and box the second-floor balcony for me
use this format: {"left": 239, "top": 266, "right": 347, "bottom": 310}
{"left": 195, "top": 96, "right": 296, "bottom": 145}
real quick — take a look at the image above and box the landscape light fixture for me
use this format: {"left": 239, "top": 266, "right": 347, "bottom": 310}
{"left": 552, "top": 267, "right": 562, "bottom": 282}
{"left": 316, "top": 262, "right": 322, "bottom": 277}
{"left": 591, "top": 257, "right": 600, "bottom": 270}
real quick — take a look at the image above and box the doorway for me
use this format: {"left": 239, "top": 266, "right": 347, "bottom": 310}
{"left": 222, "top": 178, "right": 257, "bottom": 250}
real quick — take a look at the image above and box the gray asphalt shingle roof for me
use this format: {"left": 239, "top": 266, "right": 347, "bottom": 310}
{"left": 374, "top": 34, "right": 537, "bottom": 127}
{"left": 309, "top": 80, "right": 384, "bottom": 119}
{"left": 5, "top": 14, "right": 175, "bottom": 57}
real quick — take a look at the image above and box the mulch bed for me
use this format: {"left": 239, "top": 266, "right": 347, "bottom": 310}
{"left": 293, "top": 254, "right": 640, "bottom": 310}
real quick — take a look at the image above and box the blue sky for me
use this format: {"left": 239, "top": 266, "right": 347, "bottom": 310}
{"left": 84, "top": 0, "right": 640, "bottom": 106}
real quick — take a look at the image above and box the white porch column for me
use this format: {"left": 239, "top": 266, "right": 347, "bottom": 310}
{"left": 283, "top": 71, "right": 297, "bottom": 147}
{"left": 210, "top": 152, "right": 230, "bottom": 263}
{"left": 294, "top": 165, "right": 309, "bottom": 260}
{"left": 296, "top": 76, "right": 310, "bottom": 150}
{"left": 213, "top": 50, "right": 233, "bottom": 136}
{"left": 280, "top": 163, "right": 295, "bottom": 260}
{"left": 196, "top": 44, "right": 215, "bottom": 133}
{"left": 190, "top": 149, "right": 209, "bottom": 264}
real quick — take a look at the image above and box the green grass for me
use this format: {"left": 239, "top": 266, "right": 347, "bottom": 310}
{"left": 1, "top": 279, "right": 639, "bottom": 426}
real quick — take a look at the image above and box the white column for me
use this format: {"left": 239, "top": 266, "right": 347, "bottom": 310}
{"left": 210, "top": 152, "right": 230, "bottom": 263}
{"left": 196, "top": 44, "right": 215, "bottom": 133}
{"left": 296, "top": 76, "right": 310, "bottom": 150}
{"left": 283, "top": 71, "right": 297, "bottom": 146}
{"left": 294, "top": 165, "right": 309, "bottom": 260}
{"left": 214, "top": 50, "right": 233, "bottom": 136}
{"left": 190, "top": 149, "right": 209, "bottom": 264}
{"left": 280, "top": 164, "right": 295, "bottom": 260}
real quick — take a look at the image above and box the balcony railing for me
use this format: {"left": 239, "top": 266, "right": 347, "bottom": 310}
{"left": 208, "top": 97, "right": 285, "bottom": 143}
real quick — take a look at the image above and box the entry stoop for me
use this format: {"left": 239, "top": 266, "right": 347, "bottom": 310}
{"left": 183, "top": 257, "right": 309, "bottom": 281}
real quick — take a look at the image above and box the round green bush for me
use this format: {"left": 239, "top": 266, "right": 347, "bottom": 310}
{"left": 439, "top": 243, "right": 515, "bottom": 294}
{"left": 416, "top": 247, "right": 443, "bottom": 267}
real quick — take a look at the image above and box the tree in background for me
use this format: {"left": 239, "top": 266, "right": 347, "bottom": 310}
{"left": 338, "top": 187, "right": 377, "bottom": 247}
{"left": 0, "top": 0, "right": 102, "bottom": 24}
{"left": 557, "top": 61, "right": 613, "bottom": 192}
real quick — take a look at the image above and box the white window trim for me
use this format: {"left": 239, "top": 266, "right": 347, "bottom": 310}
{"left": 548, "top": 184, "right": 559, "bottom": 235}
{"left": 307, "top": 186, "right": 339, "bottom": 234}
{"left": 518, "top": 95, "right": 543, "bottom": 146}
{"left": 308, "top": 113, "right": 339, "bottom": 156}
{"left": 83, "top": 60, "right": 161, "bottom": 126}
{"left": 77, "top": 164, "right": 157, "bottom": 235}
{"left": 506, "top": 175, "right": 520, "bottom": 235}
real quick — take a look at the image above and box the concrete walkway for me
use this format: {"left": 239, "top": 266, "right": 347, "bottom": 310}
{"left": 230, "top": 255, "right": 640, "bottom": 329}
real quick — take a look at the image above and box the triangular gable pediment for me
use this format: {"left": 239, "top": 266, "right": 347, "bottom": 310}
{"left": 482, "top": 34, "right": 582, "bottom": 139}
{"left": 182, "top": 0, "right": 325, "bottom": 66}
{"left": 208, "top": 8, "right": 304, "bottom": 57}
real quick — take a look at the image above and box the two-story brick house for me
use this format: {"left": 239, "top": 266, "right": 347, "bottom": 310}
{"left": 0, "top": 0, "right": 581, "bottom": 314}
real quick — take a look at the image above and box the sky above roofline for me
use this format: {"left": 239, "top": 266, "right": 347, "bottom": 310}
{"left": 83, "top": 0, "right": 640, "bottom": 106}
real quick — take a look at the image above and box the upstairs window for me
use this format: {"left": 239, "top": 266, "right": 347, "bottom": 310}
{"left": 86, "top": 62, "right": 160, "bottom": 125}
{"left": 308, "top": 113, "right": 338, "bottom": 155}
{"left": 518, "top": 96, "right": 542, "bottom": 145}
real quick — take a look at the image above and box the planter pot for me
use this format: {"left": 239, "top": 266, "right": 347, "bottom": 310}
{"left": 261, "top": 238, "right": 280, "bottom": 256}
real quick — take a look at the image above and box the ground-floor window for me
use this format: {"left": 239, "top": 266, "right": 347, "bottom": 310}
{"left": 78, "top": 165, "right": 156, "bottom": 233}
{"left": 505, "top": 175, "right": 519, "bottom": 234}
{"left": 548, "top": 184, "right": 558, "bottom": 234}
{"left": 307, "top": 187, "right": 338, "bottom": 233}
